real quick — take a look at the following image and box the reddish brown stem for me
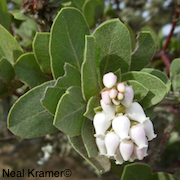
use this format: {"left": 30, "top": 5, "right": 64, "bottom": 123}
{"left": 161, "top": 9, "right": 179, "bottom": 75}
{"left": 163, "top": 9, "right": 179, "bottom": 52}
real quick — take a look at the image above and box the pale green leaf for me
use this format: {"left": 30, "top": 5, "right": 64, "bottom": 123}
{"left": 84, "top": 96, "right": 100, "bottom": 120}
{"left": 92, "top": 19, "right": 131, "bottom": 77}
{"left": 14, "top": 53, "right": 51, "bottom": 88}
{"left": 82, "top": 0, "right": 104, "bottom": 27}
{"left": 0, "top": 24, "right": 23, "bottom": 63}
{"left": 81, "top": 35, "right": 100, "bottom": 101}
{"left": 131, "top": 32, "right": 156, "bottom": 71}
{"left": 81, "top": 118, "right": 98, "bottom": 158}
{"left": 8, "top": 81, "right": 57, "bottom": 139}
{"left": 126, "top": 80, "right": 149, "bottom": 102}
{"left": 33, "top": 32, "right": 51, "bottom": 73}
{"left": 141, "top": 68, "right": 171, "bottom": 92}
{"left": 50, "top": 7, "right": 90, "bottom": 78}
{"left": 41, "top": 63, "right": 80, "bottom": 114}
{"left": 54, "top": 86, "right": 86, "bottom": 137}
{"left": 122, "top": 71, "right": 168, "bottom": 108}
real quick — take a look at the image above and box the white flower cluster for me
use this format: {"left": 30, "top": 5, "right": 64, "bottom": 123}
{"left": 93, "top": 72, "right": 157, "bottom": 165}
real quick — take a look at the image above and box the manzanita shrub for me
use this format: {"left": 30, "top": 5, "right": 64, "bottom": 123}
{"left": 0, "top": 6, "right": 179, "bottom": 180}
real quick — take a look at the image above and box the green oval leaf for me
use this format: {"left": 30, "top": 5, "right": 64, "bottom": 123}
{"left": 170, "top": 58, "right": 180, "bottom": 77}
{"left": 130, "top": 32, "right": 156, "bottom": 71}
{"left": 126, "top": 80, "right": 149, "bottom": 102}
{"left": 54, "top": 86, "right": 86, "bottom": 137}
{"left": 122, "top": 71, "right": 168, "bottom": 108}
{"left": 33, "top": 32, "right": 51, "bottom": 74}
{"left": 84, "top": 96, "right": 100, "bottom": 120}
{"left": 14, "top": 53, "right": 51, "bottom": 88}
{"left": 121, "top": 163, "right": 153, "bottom": 180}
{"left": 141, "top": 68, "right": 171, "bottom": 92}
{"left": 8, "top": 81, "right": 57, "bottom": 139}
{"left": 41, "top": 63, "right": 80, "bottom": 114}
{"left": 50, "top": 7, "right": 90, "bottom": 78}
{"left": 92, "top": 19, "right": 131, "bottom": 77}
{"left": 0, "top": 24, "right": 23, "bottom": 63}
{"left": 81, "top": 118, "right": 98, "bottom": 158}
{"left": 82, "top": 0, "right": 104, "bottom": 27}
{"left": 81, "top": 35, "right": 100, "bottom": 101}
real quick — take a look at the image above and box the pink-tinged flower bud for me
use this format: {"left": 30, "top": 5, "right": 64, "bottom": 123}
{"left": 101, "top": 90, "right": 111, "bottom": 104}
{"left": 117, "top": 92, "right": 124, "bottom": 100}
{"left": 112, "top": 99, "right": 121, "bottom": 106}
{"left": 115, "top": 149, "right": 124, "bottom": 165}
{"left": 96, "top": 137, "right": 107, "bottom": 155}
{"left": 143, "top": 119, "right": 157, "bottom": 141}
{"left": 100, "top": 99, "right": 115, "bottom": 120}
{"left": 93, "top": 112, "right": 111, "bottom": 138}
{"left": 112, "top": 115, "right": 130, "bottom": 140}
{"left": 105, "top": 132, "right": 120, "bottom": 158}
{"left": 119, "top": 140, "right": 134, "bottom": 161}
{"left": 126, "top": 102, "right": 148, "bottom": 123}
{"left": 109, "top": 88, "right": 118, "bottom": 99}
{"left": 121, "top": 86, "right": 134, "bottom": 107}
{"left": 134, "top": 141, "right": 148, "bottom": 160}
{"left": 130, "top": 124, "right": 148, "bottom": 149}
{"left": 117, "top": 83, "right": 125, "bottom": 93}
{"left": 103, "top": 72, "right": 117, "bottom": 88}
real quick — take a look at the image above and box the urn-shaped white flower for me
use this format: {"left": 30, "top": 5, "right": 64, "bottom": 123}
{"left": 96, "top": 137, "right": 107, "bottom": 155}
{"left": 134, "top": 144, "right": 148, "bottom": 160}
{"left": 119, "top": 140, "right": 134, "bottom": 161}
{"left": 101, "top": 90, "right": 111, "bottom": 104}
{"left": 121, "top": 86, "right": 134, "bottom": 107}
{"left": 126, "top": 102, "right": 148, "bottom": 123}
{"left": 100, "top": 99, "right": 115, "bottom": 120}
{"left": 103, "top": 72, "right": 117, "bottom": 88}
{"left": 112, "top": 115, "right": 130, "bottom": 140}
{"left": 105, "top": 132, "right": 120, "bottom": 158}
{"left": 130, "top": 124, "right": 148, "bottom": 148}
{"left": 115, "top": 149, "right": 124, "bottom": 165}
{"left": 93, "top": 112, "right": 111, "bottom": 138}
{"left": 143, "top": 119, "right": 157, "bottom": 141}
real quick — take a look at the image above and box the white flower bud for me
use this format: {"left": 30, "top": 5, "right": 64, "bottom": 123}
{"left": 96, "top": 137, "right": 107, "bottom": 155}
{"left": 93, "top": 112, "right": 111, "bottom": 138}
{"left": 130, "top": 124, "right": 148, "bottom": 148}
{"left": 105, "top": 132, "right": 120, "bottom": 158}
{"left": 112, "top": 115, "right": 130, "bottom": 140}
{"left": 119, "top": 140, "right": 134, "bottom": 161}
{"left": 115, "top": 148, "right": 124, "bottom": 165}
{"left": 100, "top": 99, "right": 115, "bottom": 120}
{"left": 109, "top": 88, "right": 118, "bottom": 99}
{"left": 129, "top": 152, "right": 137, "bottom": 162}
{"left": 117, "top": 92, "right": 124, "bottom": 100}
{"left": 126, "top": 102, "right": 148, "bottom": 123}
{"left": 101, "top": 90, "right": 111, "bottom": 104}
{"left": 143, "top": 119, "right": 157, "bottom": 141}
{"left": 117, "top": 83, "right": 125, "bottom": 93}
{"left": 134, "top": 142, "right": 148, "bottom": 160}
{"left": 121, "top": 86, "right": 134, "bottom": 107}
{"left": 112, "top": 98, "right": 121, "bottom": 106}
{"left": 103, "top": 72, "right": 117, "bottom": 88}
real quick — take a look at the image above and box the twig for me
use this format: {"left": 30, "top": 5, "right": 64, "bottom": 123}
{"left": 0, "top": 136, "right": 16, "bottom": 141}
{"left": 161, "top": 9, "right": 179, "bottom": 75}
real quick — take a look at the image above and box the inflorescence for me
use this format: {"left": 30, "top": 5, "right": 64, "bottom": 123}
{"left": 93, "top": 72, "right": 157, "bottom": 165}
